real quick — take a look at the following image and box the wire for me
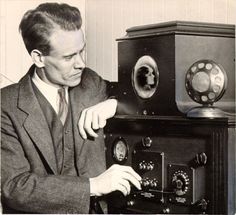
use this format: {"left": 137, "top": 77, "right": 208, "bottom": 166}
{"left": 0, "top": 73, "right": 16, "bottom": 84}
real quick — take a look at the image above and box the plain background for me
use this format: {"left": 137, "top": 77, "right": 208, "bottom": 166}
{"left": 0, "top": 0, "right": 235, "bottom": 88}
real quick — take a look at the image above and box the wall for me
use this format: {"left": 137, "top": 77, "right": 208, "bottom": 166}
{"left": 85, "top": 0, "right": 236, "bottom": 81}
{"left": 0, "top": 0, "right": 85, "bottom": 88}
{"left": 0, "top": 0, "right": 235, "bottom": 88}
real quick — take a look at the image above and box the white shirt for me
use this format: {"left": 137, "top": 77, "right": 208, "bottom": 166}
{"left": 32, "top": 70, "right": 69, "bottom": 114}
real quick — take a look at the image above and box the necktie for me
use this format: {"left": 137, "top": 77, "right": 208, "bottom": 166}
{"left": 58, "top": 88, "right": 68, "bottom": 125}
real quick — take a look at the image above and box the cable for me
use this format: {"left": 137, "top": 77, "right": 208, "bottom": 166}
{"left": 0, "top": 73, "right": 16, "bottom": 84}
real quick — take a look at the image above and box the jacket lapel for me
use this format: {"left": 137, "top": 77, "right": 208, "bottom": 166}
{"left": 17, "top": 68, "right": 58, "bottom": 174}
{"left": 69, "top": 84, "right": 86, "bottom": 156}
{"left": 69, "top": 77, "right": 96, "bottom": 176}
{"left": 70, "top": 82, "right": 107, "bottom": 177}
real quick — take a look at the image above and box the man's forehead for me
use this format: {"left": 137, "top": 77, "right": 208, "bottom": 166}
{"left": 49, "top": 29, "right": 85, "bottom": 54}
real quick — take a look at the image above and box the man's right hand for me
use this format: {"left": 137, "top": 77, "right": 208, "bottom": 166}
{"left": 89, "top": 164, "right": 141, "bottom": 196}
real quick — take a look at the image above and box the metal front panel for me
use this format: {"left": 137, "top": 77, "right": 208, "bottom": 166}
{"left": 105, "top": 117, "right": 228, "bottom": 214}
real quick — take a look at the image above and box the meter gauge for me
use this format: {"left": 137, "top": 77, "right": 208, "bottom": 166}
{"left": 112, "top": 137, "right": 129, "bottom": 163}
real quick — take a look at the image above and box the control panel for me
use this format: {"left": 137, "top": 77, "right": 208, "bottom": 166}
{"left": 132, "top": 151, "right": 164, "bottom": 203}
{"left": 105, "top": 117, "right": 228, "bottom": 214}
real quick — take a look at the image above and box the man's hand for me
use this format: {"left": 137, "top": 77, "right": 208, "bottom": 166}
{"left": 78, "top": 99, "right": 117, "bottom": 139}
{"left": 89, "top": 164, "right": 141, "bottom": 196}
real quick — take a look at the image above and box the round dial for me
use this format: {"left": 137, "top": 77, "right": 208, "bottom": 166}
{"left": 172, "top": 170, "right": 190, "bottom": 196}
{"left": 112, "top": 137, "right": 128, "bottom": 163}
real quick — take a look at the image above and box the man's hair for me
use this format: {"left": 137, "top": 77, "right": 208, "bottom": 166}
{"left": 19, "top": 2, "right": 82, "bottom": 55}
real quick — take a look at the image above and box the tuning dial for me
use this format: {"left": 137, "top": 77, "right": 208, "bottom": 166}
{"left": 172, "top": 171, "right": 190, "bottom": 196}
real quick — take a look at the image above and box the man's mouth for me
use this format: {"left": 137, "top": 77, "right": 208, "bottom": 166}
{"left": 72, "top": 71, "right": 82, "bottom": 77}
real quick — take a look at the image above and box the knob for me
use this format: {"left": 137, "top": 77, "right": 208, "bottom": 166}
{"left": 172, "top": 171, "right": 189, "bottom": 196}
{"left": 142, "top": 136, "right": 152, "bottom": 148}
{"left": 127, "top": 200, "right": 135, "bottom": 206}
{"left": 141, "top": 178, "right": 151, "bottom": 187}
{"left": 192, "top": 152, "right": 207, "bottom": 168}
{"left": 139, "top": 161, "right": 154, "bottom": 171}
{"left": 139, "top": 161, "right": 148, "bottom": 170}
{"left": 146, "top": 162, "right": 154, "bottom": 171}
{"left": 150, "top": 179, "right": 158, "bottom": 188}
{"left": 162, "top": 207, "right": 170, "bottom": 214}
{"left": 143, "top": 179, "right": 150, "bottom": 187}
{"left": 194, "top": 199, "right": 208, "bottom": 212}
{"left": 175, "top": 179, "right": 184, "bottom": 189}
{"left": 139, "top": 162, "right": 145, "bottom": 170}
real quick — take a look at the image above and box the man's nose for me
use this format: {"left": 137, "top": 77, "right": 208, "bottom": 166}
{"left": 74, "top": 54, "right": 85, "bottom": 69}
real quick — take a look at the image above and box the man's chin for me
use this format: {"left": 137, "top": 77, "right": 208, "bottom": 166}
{"left": 67, "top": 79, "right": 81, "bottom": 87}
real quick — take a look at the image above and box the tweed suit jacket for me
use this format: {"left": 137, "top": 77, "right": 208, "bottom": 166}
{"left": 1, "top": 65, "right": 108, "bottom": 214}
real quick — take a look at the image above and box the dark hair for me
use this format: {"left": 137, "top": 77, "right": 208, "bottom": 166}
{"left": 19, "top": 2, "right": 82, "bottom": 55}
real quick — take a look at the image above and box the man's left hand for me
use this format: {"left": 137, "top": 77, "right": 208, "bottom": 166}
{"left": 78, "top": 99, "right": 117, "bottom": 139}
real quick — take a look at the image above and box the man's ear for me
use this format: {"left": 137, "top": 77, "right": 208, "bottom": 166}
{"left": 30, "top": 49, "right": 45, "bottom": 68}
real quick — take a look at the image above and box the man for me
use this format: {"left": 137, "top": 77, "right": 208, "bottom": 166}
{"left": 1, "top": 2, "right": 141, "bottom": 214}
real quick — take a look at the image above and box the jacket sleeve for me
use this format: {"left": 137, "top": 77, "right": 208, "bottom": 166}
{"left": 82, "top": 68, "right": 121, "bottom": 114}
{"left": 83, "top": 68, "right": 110, "bottom": 103}
{"left": 1, "top": 104, "right": 90, "bottom": 214}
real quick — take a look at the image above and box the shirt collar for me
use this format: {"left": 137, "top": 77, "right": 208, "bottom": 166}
{"left": 32, "top": 68, "right": 68, "bottom": 114}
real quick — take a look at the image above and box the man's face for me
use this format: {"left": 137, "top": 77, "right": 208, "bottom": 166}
{"left": 41, "top": 29, "right": 86, "bottom": 87}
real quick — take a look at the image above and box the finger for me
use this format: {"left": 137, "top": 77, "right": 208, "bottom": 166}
{"left": 117, "top": 165, "right": 142, "bottom": 181}
{"left": 92, "top": 111, "right": 99, "bottom": 130}
{"left": 116, "top": 183, "right": 128, "bottom": 196}
{"left": 119, "top": 171, "right": 141, "bottom": 190}
{"left": 119, "top": 178, "right": 131, "bottom": 195}
{"left": 110, "top": 165, "right": 141, "bottom": 190}
{"left": 84, "top": 110, "right": 98, "bottom": 138}
{"left": 78, "top": 110, "right": 87, "bottom": 139}
{"left": 98, "top": 115, "right": 106, "bottom": 128}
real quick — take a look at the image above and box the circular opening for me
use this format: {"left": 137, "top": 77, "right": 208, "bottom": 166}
{"left": 132, "top": 56, "right": 159, "bottom": 99}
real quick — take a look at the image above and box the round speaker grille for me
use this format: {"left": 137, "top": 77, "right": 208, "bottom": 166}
{"left": 185, "top": 60, "right": 227, "bottom": 105}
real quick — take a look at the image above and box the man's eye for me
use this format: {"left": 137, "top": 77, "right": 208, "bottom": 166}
{"left": 64, "top": 56, "right": 73, "bottom": 60}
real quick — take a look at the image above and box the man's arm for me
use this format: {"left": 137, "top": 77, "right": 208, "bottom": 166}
{"left": 90, "top": 164, "right": 141, "bottom": 196}
{"left": 76, "top": 72, "right": 142, "bottom": 197}
{"left": 78, "top": 98, "right": 117, "bottom": 139}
